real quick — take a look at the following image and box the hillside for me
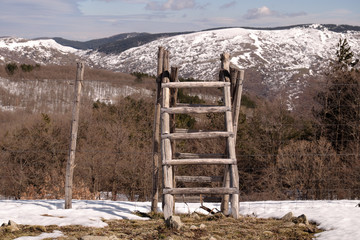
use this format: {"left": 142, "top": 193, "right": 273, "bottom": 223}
{"left": 83, "top": 24, "right": 360, "bottom": 108}
{"left": 1, "top": 24, "right": 359, "bottom": 109}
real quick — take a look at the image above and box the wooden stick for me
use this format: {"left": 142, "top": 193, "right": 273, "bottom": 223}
{"left": 232, "top": 70, "right": 244, "bottom": 144}
{"left": 162, "top": 131, "right": 233, "bottom": 140}
{"left": 223, "top": 69, "right": 240, "bottom": 219}
{"left": 175, "top": 152, "right": 226, "bottom": 159}
{"left": 164, "top": 158, "right": 236, "bottom": 165}
{"left": 220, "top": 53, "right": 231, "bottom": 215}
{"left": 162, "top": 81, "right": 230, "bottom": 88}
{"left": 65, "top": 62, "right": 84, "bottom": 209}
{"left": 151, "top": 47, "right": 164, "bottom": 213}
{"left": 161, "top": 106, "right": 230, "bottom": 114}
{"left": 161, "top": 49, "right": 174, "bottom": 221}
{"left": 163, "top": 187, "right": 238, "bottom": 195}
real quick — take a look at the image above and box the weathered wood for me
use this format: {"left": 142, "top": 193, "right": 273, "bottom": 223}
{"left": 151, "top": 47, "right": 164, "bottom": 213}
{"left": 223, "top": 70, "right": 239, "bottom": 219}
{"left": 161, "top": 49, "right": 174, "bottom": 220}
{"left": 161, "top": 106, "right": 230, "bottom": 114}
{"left": 164, "top": 158, "right": 236, "bottom": 165}
{"left": 230, "top": 68, "right": 238, "bottom": 101}
{"left": 162, "top": 131, "right": 233, "bottom": 140}
{"left": 221, "top": 53, "right": 231, "bottom": 71}
{"left": 175, "top": 152, "right": 225, "bottom": 159}
{"left": 175, "top": 176, "right": 223, "bottom": 183}
{"left": 220, "top": 53, "right": 231, "bottom": 82}
{"left": 163, "top": 187, "right": 238, "bottom": 195}
{"left": 162, "top": 81, "right": 230, "bottom": 88}
{"left": 220, "top": 52, "right": 231, "bottom": 215}
{"left": 65, "top": 62, "right": 84, "bottom": 209}
{"left": 157, "top": 47, "right": 164, "bottom": 76}
{"left": 232, "top": 70, "right": 244, "bottom": 144}
{"left": 170, "top": 66, "right": 179, "bottom": 205}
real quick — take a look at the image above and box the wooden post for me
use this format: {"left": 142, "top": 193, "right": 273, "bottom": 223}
{"left": 170, "top": 66, "right": 179, "bottom": 202}
{"left": 151, "top": 47, "right": 164, "bottom": 212}
{"left": 223, "top": 67, "right": 239, "bottom": 219}
{"left": 232, "top": 70, "right": 244, "bottom": 144}
{"left": 162, "top": 49, "right": 174, "bottom": 220}
{"left": 220, "top": 53, "right": 231, "bottom": 215}
{"left": 65, "top": 62, "right": 84, "bottom": 209}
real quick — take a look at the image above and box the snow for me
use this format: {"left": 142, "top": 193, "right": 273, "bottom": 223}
{"left": 1, "top": 199, "right": 359, "bottom": 239}
{"left": 15, "top": 231, "right": 64, "bottom": 240}
{"left": 0, "top": 37, "right": 77, "bottom": 53}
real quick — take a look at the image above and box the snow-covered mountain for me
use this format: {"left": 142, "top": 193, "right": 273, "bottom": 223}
{"left": 0, "top": 37, "right": 84, "bottom": 65}
{"left": 1, "top": 24, "right": 360, "bottom": 108}
{"left": 86, "top": 24, "right": 360, "bottom": 105}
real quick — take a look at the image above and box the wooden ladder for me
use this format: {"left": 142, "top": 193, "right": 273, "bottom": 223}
{"left": 161, "top": 80, "right": 240, "bottom": 220}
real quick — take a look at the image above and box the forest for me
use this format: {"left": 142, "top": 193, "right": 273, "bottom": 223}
{"left": 0, "top": 39, "right": 359, "bottom": 202}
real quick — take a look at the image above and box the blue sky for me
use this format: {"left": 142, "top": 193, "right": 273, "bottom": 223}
{"left": 1, "top": 0, "right": 359, "bottom": 40}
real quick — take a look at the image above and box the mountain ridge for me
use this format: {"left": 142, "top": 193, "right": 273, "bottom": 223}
{"left": 1, "top": 23, "right": 359, "bottom": 110}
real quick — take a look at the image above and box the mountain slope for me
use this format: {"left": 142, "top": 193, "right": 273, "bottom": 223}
{"left": 83, "top": 24, "right": 360, "bottom": 107}
{"left": 0, "top": 37, "right": 83, "bottom": 65}
{"left": 1, "top": 24, "right": 359, "bottom": 109}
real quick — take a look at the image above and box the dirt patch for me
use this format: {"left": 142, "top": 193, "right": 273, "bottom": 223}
{"left": 0, "top": 213, "right": 322, "bottom": 240}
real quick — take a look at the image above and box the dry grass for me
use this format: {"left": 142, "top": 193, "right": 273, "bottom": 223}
{"left": 0, "top": 213, "right": 322, "bottom": 240}
{"left": 0, "top": 64, "right": 156, "bottom": 90}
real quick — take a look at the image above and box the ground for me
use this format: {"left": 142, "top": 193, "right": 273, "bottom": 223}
{"left": 0, "top": 212, "right": 321, "bottom": 240}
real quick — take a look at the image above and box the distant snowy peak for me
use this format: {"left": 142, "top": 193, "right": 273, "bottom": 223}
{"left": 0, "top": 37, "right": 83, "bottom": 65}
{"left": 1, "top": 25, "right": 360, "bottom": 108}
{"left": 96, "top": 26, "right": 360, "bottom": 78}
{"left": 86, "top": 25, "right": 359, "bottom": 107}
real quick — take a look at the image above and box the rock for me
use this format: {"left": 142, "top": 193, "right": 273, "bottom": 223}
{"left": 7, "top": 220, "right": 19, "bottom": 232}
{"left": 183, "top": 231, "right": 195, "bottom": 238}
{"left": 166, "top": 216, "right": 184, "bottom": 230}
{"left": 199, "top": 223, "right": 206, "bottom": 229}
{"left": 209, "top": 236, "right": 217, "bottom": 240}
{"left": 281, "top": 212, "right": 293, "bottom": 222}
{"left": 283, "top": 222, "right": 295, "bottom": 228}
{"left": 298, "top": 223, "right": 306, "bottom": 227}
{"left": 190, "top": 225, "right": 198, "bottom": 230}
{"left": 8, "top": 220, "right": 17, "bottom": 227}
{"left": 263, "top": 231, "right": 274, "bottom": 237}
{"left": 190, "top": 212, "right": 201, "bottom": 220}
{"left": 297, "top": 214, "right": 309, "bottom": 225}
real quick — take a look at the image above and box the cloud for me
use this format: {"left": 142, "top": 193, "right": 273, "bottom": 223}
{"left": 146, "top": 0, "right": 195, "bottom": 11}
{"left": 220, "top": 1, "right": 237, "bottom": 9}
{"left": 244, "top": 6, "right": 275, "bottom": 19}
{"left": 244, "top": 6, "right": 307, "bottom": 20}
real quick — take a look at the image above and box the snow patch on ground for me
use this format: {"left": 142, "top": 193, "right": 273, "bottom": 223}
{"left": 1, "top": 200, "right": 360, "bottom": 240}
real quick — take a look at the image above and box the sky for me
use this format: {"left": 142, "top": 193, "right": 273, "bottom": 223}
{"left": 0, "top": 0, "right": 359, "bottom": 40}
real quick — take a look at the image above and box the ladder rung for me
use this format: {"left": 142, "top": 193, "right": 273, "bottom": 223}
{"left": 162, "top": 81, "right": 230, "bottom": 88}
{"left": 175, "top": 152, "right": 226, "bottom": 159}
{"left": 164, "top": 158, "right": 236, "bottom": 165}
{"left": 175, "top": 176, "right": 223, "bottom": 183}
{"left": 163, "top": 187, "right": 238, "bottom": 195}
{"left": 161, "top": 106, "right": 230, "bottom": 114}
{"left": 162, "top": 131, "right": 233, "bottom": 140}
